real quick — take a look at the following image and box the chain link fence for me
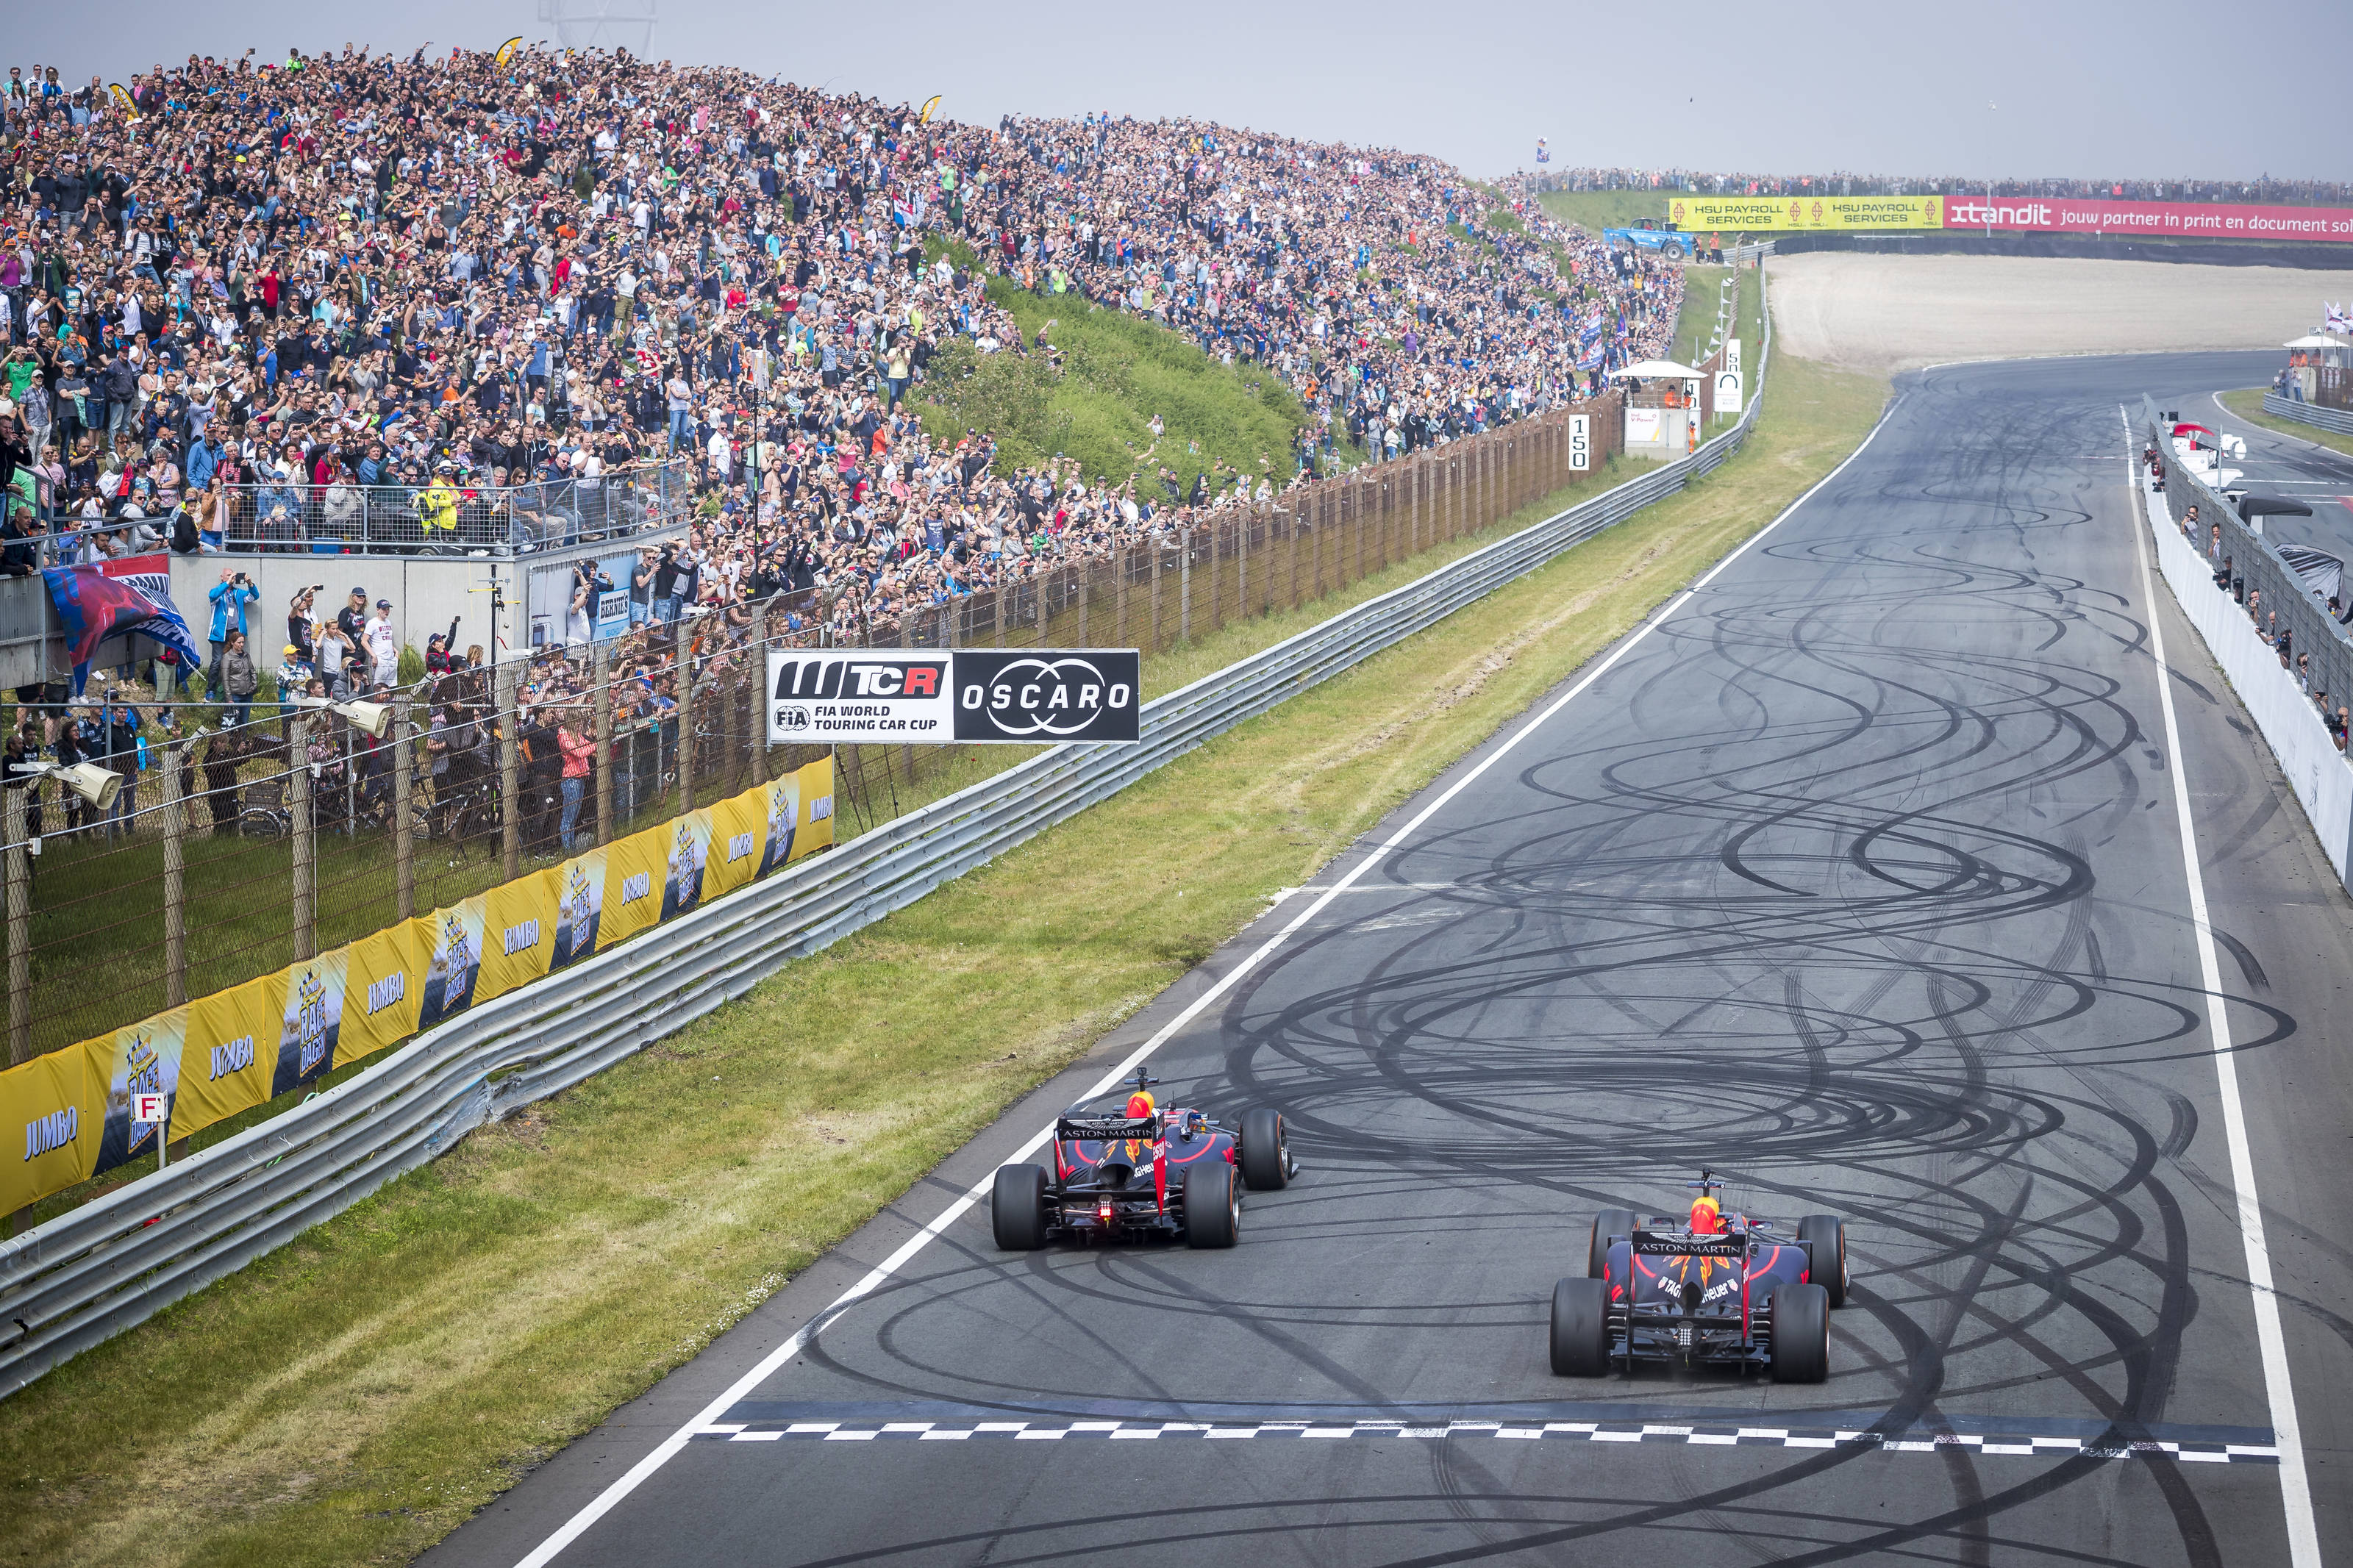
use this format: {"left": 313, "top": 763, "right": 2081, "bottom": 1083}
{"left": 2, "top": 399, "right": 1621, "bottom": 1065}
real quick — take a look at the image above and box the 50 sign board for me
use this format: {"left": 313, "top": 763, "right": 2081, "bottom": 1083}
{"left": 768, "top": 651, "right": 1141, "bottom": 745}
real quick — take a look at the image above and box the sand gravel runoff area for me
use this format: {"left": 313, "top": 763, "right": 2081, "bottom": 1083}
{"left": 1766, "top": 251, "right": 2353, "bottom": 375}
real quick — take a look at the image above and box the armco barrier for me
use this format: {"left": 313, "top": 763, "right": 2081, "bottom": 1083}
{"left": 2138, "top": 466, "right": 2353, "bottom": 882}
{"left": 2260, "top": 391, "right": 2353, "bottom": 440}
{"left": 0, "top": 285, "right": 1774, "bottom": 1397}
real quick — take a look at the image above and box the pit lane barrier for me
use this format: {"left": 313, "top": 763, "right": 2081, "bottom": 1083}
{"left": 2138, "top": 398, "right": 2353, "bottom": 889}
{"left": 0, "top": 281, "right": 1775, "bottom": 1397}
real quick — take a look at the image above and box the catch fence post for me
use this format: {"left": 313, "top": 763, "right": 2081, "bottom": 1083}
{"left": 749, "top": 605, "right": 769, "bottom": 787}
{"left": 1150, "top": 542, "right": 1164, "bottom": 650}
{"left": 163, "top": 744, "right": 187, "bottom": 1007}
{"left": 1077, "top": 569, "right": 1090, "bottom": 646}
{"left": 1179, "top": 529, "right": 1193, "bottom": 643}
{"left": 4, "top": 787, "right": 26, "bottom": 1066}
{"left": 498, "top": 661, "right": 521, "bottom": 881}
{"left": 290, "top": 720, "right": 315, "bottom": 963}
{"left": 1114, "top": 546, "right": 1130, "bottom": 647}
{"left": 678, "top": 616, "right": 696, "bottom": 815}
{"left": 394, "top": 699, "right": 415, "bottom": 919}
{"left": 593, "top": 643, "right": 614, "bottom": 847}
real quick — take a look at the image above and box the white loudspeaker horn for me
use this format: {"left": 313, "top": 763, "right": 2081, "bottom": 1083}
{"left": 60, "top": 763, "right": 124, "bottom": 811}
{"left": 333, "top": 701, "right": 394, "bottom": 739}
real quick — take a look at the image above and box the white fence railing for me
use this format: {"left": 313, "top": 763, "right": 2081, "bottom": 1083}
{"left": 0, "top": 282, "right": 1775, "bottom": 1397}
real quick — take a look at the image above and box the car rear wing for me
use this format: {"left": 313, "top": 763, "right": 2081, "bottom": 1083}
{"left": 1056, "top": 1115, "right": 1159, "bottom": 1144}
{"left": 1628, "top": 1230, "right": 1747, "bottom": 1260}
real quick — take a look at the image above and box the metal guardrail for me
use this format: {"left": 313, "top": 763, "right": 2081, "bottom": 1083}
{"left": 0, "top": 281, "right": 1774, "bottom": 1397}
{"left": 2261, "top": 390, "right": 2353, "bottom": 440}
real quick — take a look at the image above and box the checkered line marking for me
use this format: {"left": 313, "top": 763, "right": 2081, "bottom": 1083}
{"left": 688, "top": 1420, "right": 2277, "bottom": 1462}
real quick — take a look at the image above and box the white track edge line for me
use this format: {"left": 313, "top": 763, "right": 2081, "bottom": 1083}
{"left": 509, "top": 395, "right": 1906, "bottom": 1568}
{"left": 2121, "top": 404, "right": 2322, "bottom": 1566}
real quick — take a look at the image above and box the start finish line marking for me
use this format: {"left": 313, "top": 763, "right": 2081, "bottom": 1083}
{"left": 688, "top": 1420, "right": 2278, "bottom": 1464}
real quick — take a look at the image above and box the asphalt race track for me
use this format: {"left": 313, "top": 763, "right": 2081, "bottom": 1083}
{"left": 429, "top": 348, "right": 2353, "bottom": 1567}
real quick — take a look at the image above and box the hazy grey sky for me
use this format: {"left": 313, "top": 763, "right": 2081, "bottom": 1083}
{"left": 11, "top": 0, "right": 2346, "bottom": 185}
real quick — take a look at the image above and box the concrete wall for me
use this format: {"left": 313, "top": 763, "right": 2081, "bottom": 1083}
{"left": 166, "top": 552, "right": 525, "bottom": 667}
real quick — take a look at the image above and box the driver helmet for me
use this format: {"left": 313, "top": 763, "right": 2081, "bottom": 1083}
{"left": 1688, "top": 1194, "right": 1724, "bottom": 1235}
{"left": 1124, "top": 1089, "right": 1156, "bottom": 1121}
{"left": 1182, "top": 1109, "right": 1208, "bottom": 1137}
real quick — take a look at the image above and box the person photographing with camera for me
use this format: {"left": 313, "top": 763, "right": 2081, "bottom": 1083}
{"left": 206, "top": 566, "right": 259, "bottom": 704}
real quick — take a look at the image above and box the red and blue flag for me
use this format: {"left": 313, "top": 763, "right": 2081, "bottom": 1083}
{"left": 41, "top": 563, "right": 202, "bottom": 696}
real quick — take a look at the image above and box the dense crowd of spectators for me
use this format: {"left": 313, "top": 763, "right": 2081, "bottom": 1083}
{"left": 1527, "top": 166, "right": 2353, "bottom": 207}
{"left": 0, "top": 45, "right": 1680, "bottom": 648}
{"left": 0, "top": 43, "right": 1685, "bottom": 848}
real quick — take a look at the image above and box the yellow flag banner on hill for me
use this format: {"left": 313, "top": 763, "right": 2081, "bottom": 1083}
{"left": 1, "top": 755, "right": 839, "bottom": 1216}
{"left": 1665, "top": 195, "right": 1945, "bottom": 232}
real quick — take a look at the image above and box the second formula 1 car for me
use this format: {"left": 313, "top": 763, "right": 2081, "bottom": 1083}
{"left": 1550, "top": 1173, "right": 1849, "bottom": 1383}
{"left": 991, "top": 1068, "right": 1296, "bottom": 1250}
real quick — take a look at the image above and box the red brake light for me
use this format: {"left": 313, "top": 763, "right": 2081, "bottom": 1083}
{"left": 1096, "top": 1200, "right": 1113, "bottom": 1224}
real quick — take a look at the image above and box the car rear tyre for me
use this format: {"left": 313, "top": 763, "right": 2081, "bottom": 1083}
{"left": 1240, "top": 1108, "right": 1289, "bottom": 1190}
{"left": 1588, "top": 1209, "right": 1637, "bottom": 1279}
{"left": 1185, "top": 1162, "right": 1239, "bottom": 1248}
{"left": 1769, "top": 1282, "right": 1830, "bottom": 1383}
{"left": 1797, "top": 1214, "right": 1848, "bottom": 1308}
{"left": 990, "top": 1164, "right": 1049, "bottom": 1251}
{"left": 1550, "top": 1278, "right": 1612, "bottom": 1376}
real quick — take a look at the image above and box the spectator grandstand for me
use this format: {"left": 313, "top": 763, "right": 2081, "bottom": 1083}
{"left": 0, "top": 44, "right": 1684, "bottom": 648}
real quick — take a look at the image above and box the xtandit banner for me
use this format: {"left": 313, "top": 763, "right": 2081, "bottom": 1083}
{"left": 768, "top": 650, "right": 1143, "bottom": 744}
{"left": 1940, "top": 195, "right": 2353, "bottom": 243}
{"left": 1667, "top": 196, "right": 1946, "bottom": 232}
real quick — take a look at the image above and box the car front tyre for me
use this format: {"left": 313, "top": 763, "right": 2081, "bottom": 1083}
{"left": 1588, "top": 1209, "right": 1636, "bottom": 1280}
{"left": 1240, "top": 1107, "right": 1289, "bottom": 1190}
{"left": 991, "top": 1164, "right": 1050, "bottom": 1251}
{"left": 1797, "top": 1214, "right": 1849, "bottom": 1308}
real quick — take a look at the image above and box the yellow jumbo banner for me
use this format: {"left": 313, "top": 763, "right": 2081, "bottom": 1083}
{"left": 1665, "top": 195, "right": 1945, "bottom": 232}
{"left": 478, "top": 871, "right": 558, "bottom": 1006}
{"left": 0, "top": 1046, "right": 99, "bottom": 1215}
{"left": 339, "top": 921, "right": 424, "bottom": 1069}
{"left": 176, "top": 975, "right": 279, "bottom": 1142}
{"left": 1, "top": 756, "right": 838, "bottom": 1216}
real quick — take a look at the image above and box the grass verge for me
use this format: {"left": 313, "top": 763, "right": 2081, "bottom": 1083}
{"left": 1535, "top": 188, "right": 1672, "bottom": 235}
{"left": 2215, "top": 387, "right": 2353, "bottom": 463}
{"left": 0, "top": 351, "right": 1890, "bottom": 1568}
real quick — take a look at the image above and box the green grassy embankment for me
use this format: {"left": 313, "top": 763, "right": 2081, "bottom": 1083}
{"left": 1535, "top": 188, "right": 1674, "bottom": 235}
{"left": 913, "top": 237, "right": 1363, "bottom": 496}
{"left": 1, "top": 347, "right": 1890, "bottom": 1568}
{"left": 2216, "top": 387, "right": 2353, "bottom": 463}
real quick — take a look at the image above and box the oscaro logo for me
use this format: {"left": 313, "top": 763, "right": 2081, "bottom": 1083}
{"left": 963, "top": 658, "right": 1132, "bottom": 737}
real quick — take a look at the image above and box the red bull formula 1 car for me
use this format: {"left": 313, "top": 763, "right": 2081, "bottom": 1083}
{"left": 991, "top": 1069, "right": 1296, "bottom": 1250}
{"left": 1550, "top": 1174, "right": 1849, "bottom": 1383}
